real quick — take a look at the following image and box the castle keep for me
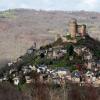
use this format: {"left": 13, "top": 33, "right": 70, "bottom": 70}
{"left": 68, "top": 19, "right": 86, "bottom": 38}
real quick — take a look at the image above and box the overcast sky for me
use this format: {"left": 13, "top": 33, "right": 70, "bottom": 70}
{"left": 0, "top": 0, "right": 100, "bottom": 12}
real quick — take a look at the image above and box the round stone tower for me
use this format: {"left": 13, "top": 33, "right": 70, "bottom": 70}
{"left": 68, "top": 19, "right": 77, "bottom": 38}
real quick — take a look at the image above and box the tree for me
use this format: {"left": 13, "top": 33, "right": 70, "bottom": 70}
{"left": 66, "top": 44, "right": 74, "bottom": 56}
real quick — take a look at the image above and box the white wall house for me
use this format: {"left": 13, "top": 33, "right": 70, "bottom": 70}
{"left": 13, "top": 77, "right": 20, "bottom": 85}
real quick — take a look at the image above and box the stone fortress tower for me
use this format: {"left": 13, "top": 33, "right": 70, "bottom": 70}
{"left": 78, "top": 24, "right": 86, "bottom": 37}
{"left": 55, "top": 18, "right": 87, "bottom": 43}
{"left": 68, "top": 19, "right": 77, "bottom": 38}
{"left": 68, "top": 18, "right": 86, "bottom": 38}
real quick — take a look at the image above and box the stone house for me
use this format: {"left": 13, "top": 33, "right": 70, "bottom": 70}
{"left": 96, "top": 61, "right": 100, "bottom": 68}
{"left": 13, "top": 77, "right": 20, "bottom": 85}
{"left": 83, "top": 51, "right": 93, "bottom": 61}
{"left": 29, "top": 65, "right": 36, "bottom": 71}
{"left": 86, "top": 60, "right": 95, "bottom": 69}
{"left": 25, "top": 76, "right": 33, "bottom": 84}
{"left": 47, "top": 48, "right": 53, "bottom": 59}
{"left": 74, "top": 47, "right": 82, "bottom": 56}
{"left": 22, "top": 66, "right": 31, "bottom": 74}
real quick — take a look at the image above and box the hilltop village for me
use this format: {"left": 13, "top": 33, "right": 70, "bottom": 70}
{"left": 0, "top": 19, "right": 100, "bottom": 88}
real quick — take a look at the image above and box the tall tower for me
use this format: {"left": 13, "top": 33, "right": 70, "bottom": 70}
{"left": 68, "top": 19, "right": 77, "bottom": 38}
{"left": 80, "top": 24, "right": 86, "bottom": 37}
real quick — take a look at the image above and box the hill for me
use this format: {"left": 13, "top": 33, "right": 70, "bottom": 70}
{"left": 0, "top": 9, "right": 100, "bottom": 67}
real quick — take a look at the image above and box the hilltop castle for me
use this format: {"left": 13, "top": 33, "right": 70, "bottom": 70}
{"left": 55, "top": 19, "right": 87, "bottom": 43}
{"left": 68, "top": 18, "right": 86, "bottom": 38}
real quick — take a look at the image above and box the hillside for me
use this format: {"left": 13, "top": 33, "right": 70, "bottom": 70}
{"left": 0, "top": 34, "right": 100, "bottom": 100}
{"left": 0, "top": 9, "right": 100, "bottom": 67}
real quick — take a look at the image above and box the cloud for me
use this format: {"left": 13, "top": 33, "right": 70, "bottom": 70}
{"left": 0, "top": 0, "right": 100, "bottom": 12}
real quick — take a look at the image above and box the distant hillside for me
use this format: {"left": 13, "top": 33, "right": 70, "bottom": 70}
{"left": 0, "top": 9, "right": 100, "bottom": 67}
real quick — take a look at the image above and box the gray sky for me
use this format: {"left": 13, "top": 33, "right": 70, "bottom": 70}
{"left": 0, "top": 0, "right": 100, "bottom": 12}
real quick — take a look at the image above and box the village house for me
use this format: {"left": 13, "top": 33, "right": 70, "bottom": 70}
{"left": 50, "top": 71, "right": 58, "bottom": 79}
{"left": 13, "top": 77, "right": 20, "bottom": 85}
{"left": 27, "top": 42, "right": 37, "bottom": 54}
{"left": 86, "top": 60, "right": 95, "bottom": 70}
{"left": 60, "top": 48, "right": 67, "bottom": 54}
{"left": 45, "top": 45, "right": 66, "bottom": 59}
{"left": 16, "top": 56, "right": 23, "bottom": 62}
{"left": 2, "top": 72, "right": 9, "bottom": 81}
{"left": 25, "top": 76, "right": 33, "bottom": 84}
{"left": 10, "top": 70, "right": 19, "bottom": 78}
{"left": 85, "top": 76, "right": 92, "bottom": 84}
{"left": 81, "top": 46, "right": 87, "bottom": 52}
{"left": 7, "top": 62, "right": 13, "bottom": 67}
{"left": 0, "top": 78, "right": 3, "bottom": 82}
{"left": 96, "top": 60, "right": 100, "bottom": 68}
{"left": 65, "top": 73, "right": 72, "bottom": 81}
{"left": 74, "top": 47, "right": 82, "bottom": 56}
{"left": 29, "top": 65, "right": 36, "bottom": 71}
{"left": 95, "top": 71, "right": 100, "bottom": 79}
{"left": 53, "top": 68, "right": 70, "bottom": 78}
{"left": 52, "top": 50, "right": 58, "bottom": 59}
{"left": 21, "top": 66, "right": 32, "bottom": 74}
{"left": 85, "top": 70, "right": 94, "bottom": 78}
{"left": 53, "top": 47, "right": 66, "bottom": 59}
{"left": 94, "top": 67, "right": 99, "bottom": 72}
{"left": 39, "top": 48, "right": 46, "bottom": 55}
{"left": 47, "top": 48, "right": 53, "bottom": 59}
{"left": 37, "top": 68, "right": 41, "bottom": 73}
{"left": 37, "top": 65, "right": 47, "bottom": 73}
{"left": 93, "top": 79, "right": 100, "bottom": 87}
{"left": 27, "top": 49, "right": 33, "bottom": 54}
{"left": 9, "top": 67, "right": 18, "bottom": 74}
{"left": 71, "top": 70, "right": 81, "bottom": 83}
{"left": 85, "top": 71, "right": 97, "bottom": 85}
{"left": 83, "top": 50, "right": 93, "bottom": 61}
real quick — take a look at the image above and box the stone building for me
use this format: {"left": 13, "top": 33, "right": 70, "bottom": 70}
{"left": 68, "top": 19, "right": 77, "bottom": 38}
{"left": 68, "top": 19, "right": 86, "bottom": 38}
{"left": 78, "top": 24, "right": 86, "bottom": 37}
